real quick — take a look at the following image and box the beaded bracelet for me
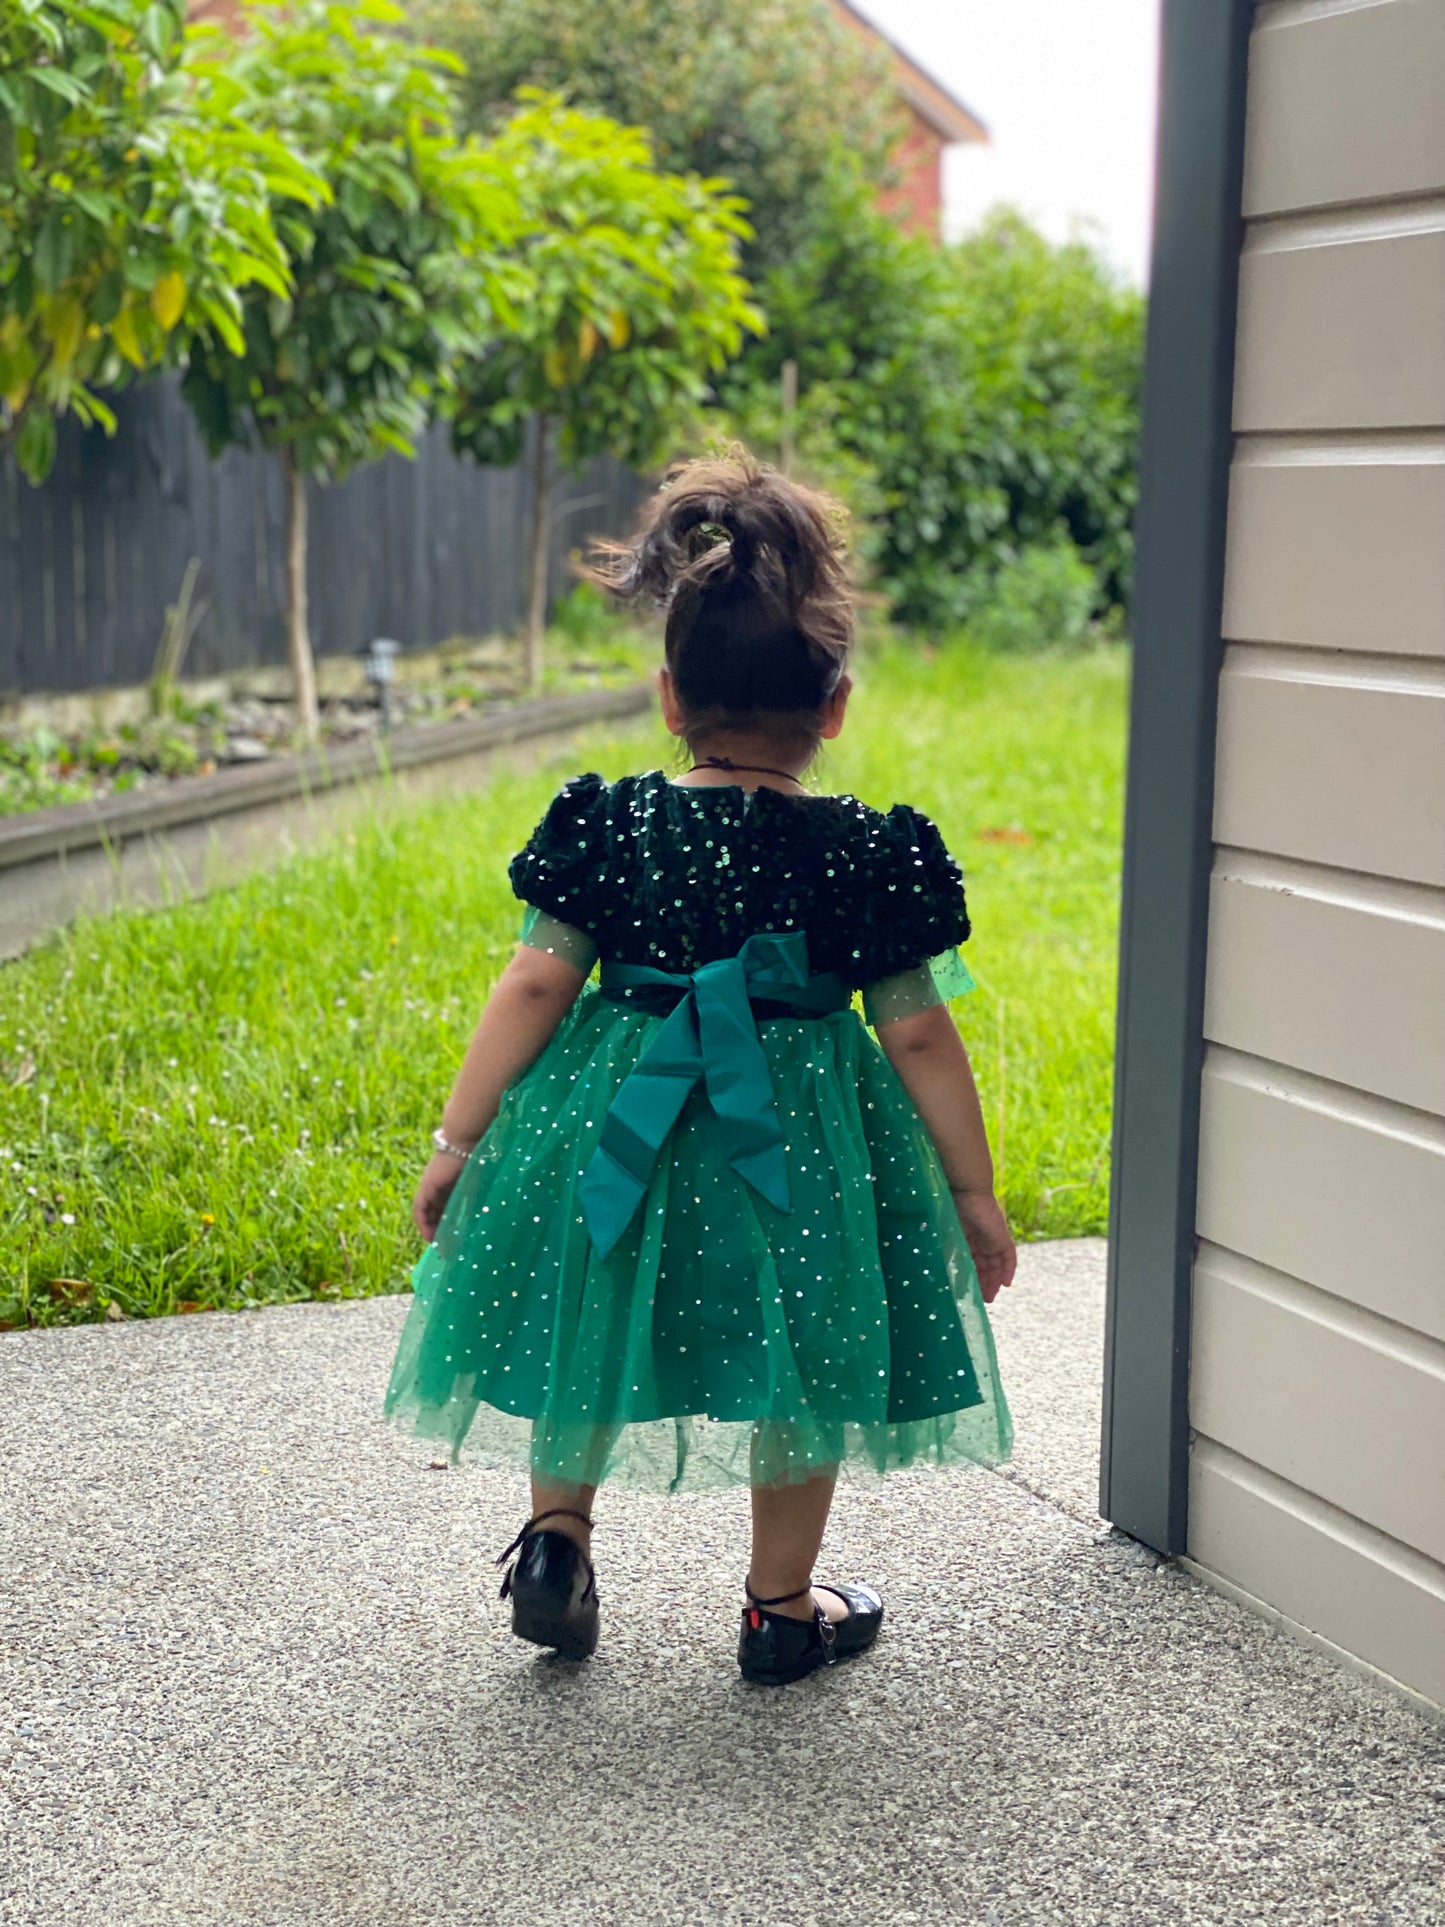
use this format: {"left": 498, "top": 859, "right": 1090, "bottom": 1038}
{"left": 431, "top": 1127, "right": 475, "bottom": 1162}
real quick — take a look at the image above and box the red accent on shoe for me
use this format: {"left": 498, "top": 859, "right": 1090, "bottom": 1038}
{"left": 749, "top": 1609, "right": 761, "bottom": 1630}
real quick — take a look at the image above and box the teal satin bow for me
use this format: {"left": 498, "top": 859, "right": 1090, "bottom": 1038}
{"left": 578, "top": 931, "right": 851, "bottom": 1259}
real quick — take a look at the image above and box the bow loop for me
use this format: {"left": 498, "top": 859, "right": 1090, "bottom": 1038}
{"left": 576, "top": 933, "right": 850, "bottom": 1258}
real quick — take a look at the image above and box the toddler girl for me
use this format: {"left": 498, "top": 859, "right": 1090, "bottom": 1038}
{"left": 385, "top": 456, "right": 1014, "bottom": 1687}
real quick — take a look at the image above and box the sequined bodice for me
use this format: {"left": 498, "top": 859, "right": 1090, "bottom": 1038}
{"left": 509, "top": 770, "right": 968, "bottom": 991}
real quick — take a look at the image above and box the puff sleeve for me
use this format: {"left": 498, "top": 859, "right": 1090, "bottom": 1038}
{"left": 855, "top": 805, "right": 975, "bottom": 1027}
{"left": 508, "top": 772, "right": 611, "bottom": 969}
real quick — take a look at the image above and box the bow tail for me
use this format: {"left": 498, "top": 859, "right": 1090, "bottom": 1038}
{"left": 695, "top": 959, "right": 792, "bottom": 1218}
{"left": 578, "top": 998, "right": 704, "bottom": 1258}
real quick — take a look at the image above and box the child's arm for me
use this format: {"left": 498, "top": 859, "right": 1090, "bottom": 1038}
{"left": 875, "top": 1003, "right": 1017, "bottom": 1304}
{"left": 412, "top": 943, "right": 588, "bottom": 1240}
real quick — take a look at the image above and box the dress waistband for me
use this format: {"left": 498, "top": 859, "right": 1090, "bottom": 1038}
{"left": 578, "top": 933, "right": 851, "bottom": 1258}
{"left": 598, "top": 952, "right": 852, "bottom": 1019}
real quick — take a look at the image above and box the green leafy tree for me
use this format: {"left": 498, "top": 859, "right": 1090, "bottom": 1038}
{"left": 450, "top": 95, "right": 762, "bottom": 689}
{"left": 180, "top": 0, "right": 521, "bottom": 741}
{"left": 0, "top": 0, "right": 315, "bottom": 481}
{"left": 725, "top": 194, "right": 1146, "bottom": 628}
{"left": 407, "top": 0, "right": 897, "bottom": 279}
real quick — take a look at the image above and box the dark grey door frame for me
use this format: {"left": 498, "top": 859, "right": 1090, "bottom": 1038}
{"left": 1099, "top": 0, "right": 1254, "bottom": 1555}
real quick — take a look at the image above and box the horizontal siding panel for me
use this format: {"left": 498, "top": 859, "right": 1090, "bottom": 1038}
{"left": 1213, "top": 655, "right": 1445, "bottom": 883}
{"left": 1198, "top": 1054, "right": 1445, "bottom": 1342}
{"left": 1204, "top": 866, "right": 1445, "bottom": 1112}
{"left": 1245, "top": 1, "right": 1445, "bottom": 216}
{"left": 1223, "top": 455, "right": 1445, "bottom": 657}
{"left": 1234, "top": 226, "right": 1445, "bottom": 430}
{"left": 1189, "top": 1441, "right": 1445, "bottom": 1706}
{"left": 1191, "top": 1254, "right": 1445, "bottom": 1560}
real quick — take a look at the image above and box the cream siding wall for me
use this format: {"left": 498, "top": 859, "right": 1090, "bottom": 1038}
{"left": 1190, "top": 0, "right": 1445, "bottom": 1707}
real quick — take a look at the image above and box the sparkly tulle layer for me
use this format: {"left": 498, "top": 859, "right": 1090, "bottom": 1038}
{"left": 384, "top": 989, "right": 1012, "bottom": 1493}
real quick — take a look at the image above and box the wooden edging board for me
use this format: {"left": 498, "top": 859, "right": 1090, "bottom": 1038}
{"left": 0, "top": 683, "right": 653, "bottom": 960}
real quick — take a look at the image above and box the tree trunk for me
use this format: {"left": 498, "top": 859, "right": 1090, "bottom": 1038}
{"left": 524, "top": 418, "right": 553, "bottom": 695}
{"left": 280, "top": 446, "right": 320, "bottom": 743}
{"left": 779, "top": 357, "right": 798, "bottom": 475}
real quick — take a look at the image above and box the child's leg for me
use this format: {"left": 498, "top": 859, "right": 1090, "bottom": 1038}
{"left": 748, "top": 1467, "right": 850, "bottom": 1624}
{"left": 530, "top": 1476, "right": 596, "bottom": 1556}
{"left": 527, "top": 1421, "right": 618, "bottom": 1558}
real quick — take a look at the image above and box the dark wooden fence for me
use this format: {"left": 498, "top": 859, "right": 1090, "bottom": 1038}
{"left": 0, "top": 376, "right": 647, "bottom": 699}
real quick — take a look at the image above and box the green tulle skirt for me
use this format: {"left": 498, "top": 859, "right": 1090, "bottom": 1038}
{"left": 384, "top": 988, "right": 1012, "bottom": 1493}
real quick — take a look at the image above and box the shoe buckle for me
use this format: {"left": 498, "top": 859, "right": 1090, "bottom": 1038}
{"left": 819, "top": 1612, "right": 838, "bottom": 1664}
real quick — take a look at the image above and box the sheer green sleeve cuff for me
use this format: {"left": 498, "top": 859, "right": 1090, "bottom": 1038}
{"left": 518, "top": 903, "right": 599, "bottom": 974}
{"left": 862, "top": 946, "right": 977, "bottom": 1028}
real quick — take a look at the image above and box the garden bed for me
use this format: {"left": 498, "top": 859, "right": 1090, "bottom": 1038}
{"left": 0, "top": 683, "right": 652, "bottom": 961}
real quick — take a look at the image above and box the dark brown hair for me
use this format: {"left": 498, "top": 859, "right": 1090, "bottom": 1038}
{"left": 591, "top": 453, "right": 853, "bottom": 745}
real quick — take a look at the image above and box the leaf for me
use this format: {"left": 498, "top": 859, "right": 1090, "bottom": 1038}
{"left": 14, "top": 410, "right": 55, "bottom": 484}
{"left": 90, "top": 266, "right": 125, "bottom": 326}
{"left": 111, "top": 303, "right": 145, "bottom": 367}
{"left": 43, "top": 294, "right": 85, "bottom": 370}
{"left": 140, "top": 3, "right": 178, "bottom": 60}
{"left": 150, "top": 270, "right": 186, "bottom": 332}
{"left": 71, "top": 388, "right": 117, "bottom": 435}
{"left": 608, "top": 309, "right": 630, "bottom": 350}
{"left": 542, "top": 344, "right": 568, "bottom": 389}
{"left": 25, "top": 65, "right": 88, "bottom": 106}
{"left": 33, "top": 210, "right": 70, "bottom": 296}
{"left": 45, "top": 1279, "right": 96, "bottom": 1304}
{"left": 122, "top": 253, "right": 159, "bottom": 292}
{"left": 69, "top": 188, "right": 117, "bottom": 225}
{"left": 578, "top": 317, "right": 599, "bottom": 363}
{"left": 204, "top": 300, "right": 245, "bottom": 358}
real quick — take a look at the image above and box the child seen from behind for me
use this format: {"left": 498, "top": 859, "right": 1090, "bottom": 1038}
{"left": 385, "top": 455, "right": 1015, "bottom": 1687}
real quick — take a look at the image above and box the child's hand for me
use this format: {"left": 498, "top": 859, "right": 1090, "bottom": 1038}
{"left": 950, "top": 1188, "right": 1017, "bottom": 1304}
{"left": 413, "top": 1152, "right": 466, "bottom": 1242}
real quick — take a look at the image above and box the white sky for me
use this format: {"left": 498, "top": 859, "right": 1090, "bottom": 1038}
{"left": 854, "top": 0, "right": 1162, "bottom": 285}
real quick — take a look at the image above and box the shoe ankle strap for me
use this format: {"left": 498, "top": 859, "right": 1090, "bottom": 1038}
{"left": 496, "top": 1508, "right": 595, "bottom": 1567}
{"left": 532, "top": 1507, "right": 595, "bottom": 1534}
{"left": 745, "top": 1577, "right": 813, "bottom": 1609}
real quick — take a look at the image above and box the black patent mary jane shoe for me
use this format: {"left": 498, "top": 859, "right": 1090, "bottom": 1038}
{"left": 737, "top": 1578, "right": 885, "bottom": 1687}
{"left": 496, "top": 1508, "right": 599, "bottom": 1660}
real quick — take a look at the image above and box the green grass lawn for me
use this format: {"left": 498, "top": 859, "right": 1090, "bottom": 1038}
{"left": 0, "top": 639, "right": 1128, "bottom": 1326}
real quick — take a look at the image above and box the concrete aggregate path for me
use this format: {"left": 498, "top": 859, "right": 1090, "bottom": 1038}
{"left": 2, "top": 1239, "right": 1442, "bottom": 1927}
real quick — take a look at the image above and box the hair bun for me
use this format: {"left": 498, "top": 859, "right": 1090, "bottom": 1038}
{"left": 594, "top": 453, "right": 844, "bottom": 606}
{"left": 590, "top": 451, "right": 854, "bottom": 723}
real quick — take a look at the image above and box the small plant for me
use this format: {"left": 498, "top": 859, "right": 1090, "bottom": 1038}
{"left": 0, "top": 730, "right": 99, "bottom": 815}
{"left": 149, "top": 560, "right": 208, "bottom": 719}
{"left": 549, "top": 582, "right": 621, "bottom": 652}
{"left": 966, "top": 536, "right": 1100, "bottom": 655}
{"left": 542, "top": 585, "right": 654, "bottom": 689}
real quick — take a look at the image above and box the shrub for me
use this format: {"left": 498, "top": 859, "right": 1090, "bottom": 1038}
{"left": 549, "top": 581, "right": 632, "bottom": 652}
{"left": 722, "top": 195, "right": 1145, "bottom": 632}
{"left": 966, "top": 537, "right": 1100, "bottom": 655}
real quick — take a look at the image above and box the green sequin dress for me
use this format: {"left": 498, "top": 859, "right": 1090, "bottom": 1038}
{"left": 384, "top": 770, "right": 1012, "bottom": 1492}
